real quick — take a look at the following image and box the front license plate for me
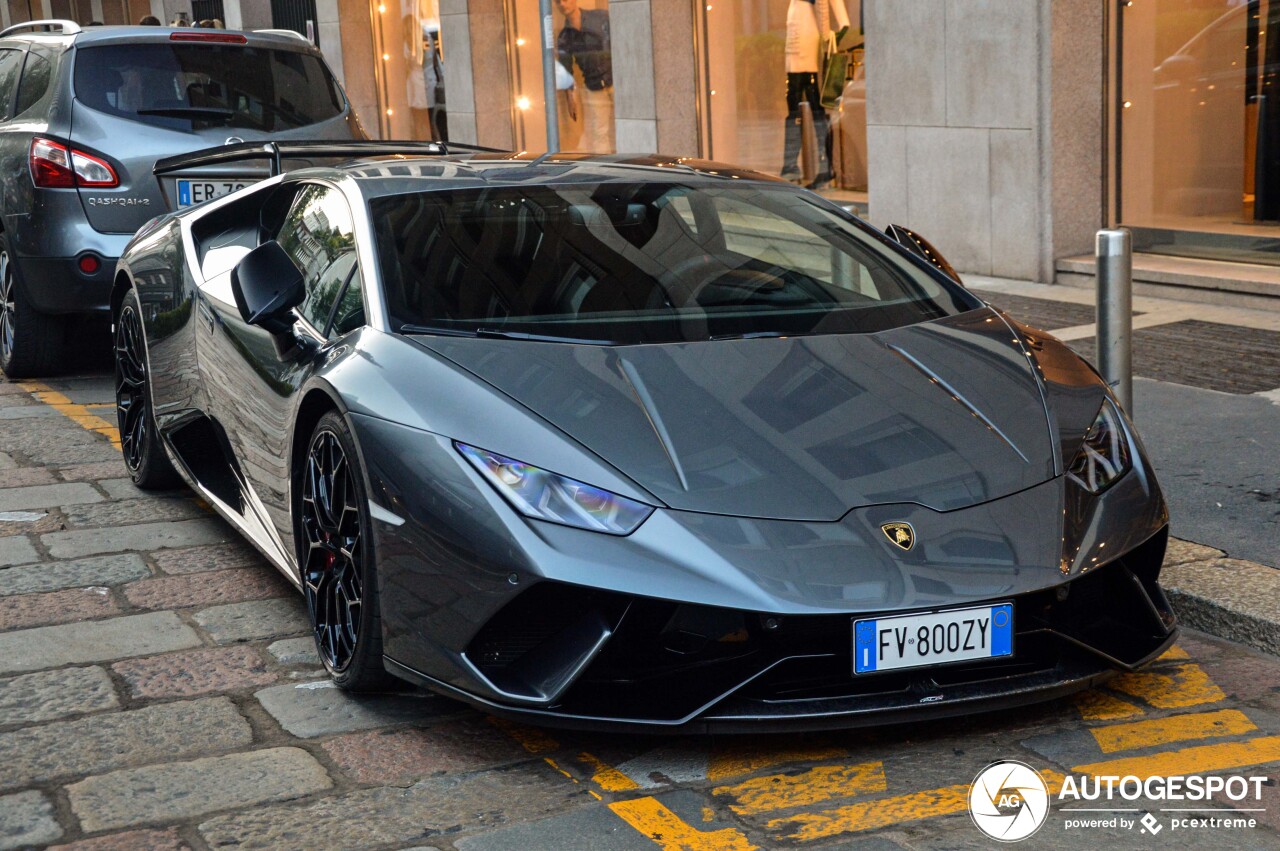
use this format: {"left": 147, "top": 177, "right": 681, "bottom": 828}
{"left": 853, "top": 603, "right": 1012, "bottom": 674}
{"left": 176, "top": 179, "right": 252, "bottom": 207}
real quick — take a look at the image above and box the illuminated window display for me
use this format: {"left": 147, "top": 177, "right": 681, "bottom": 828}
{"left": 1120, "top": 0, "right": 1280, "bottom": 263}
{"left": 698, "top": 0, "right": 864, "bottom": 194}
{"left": 507, "top": 0, "right": 614, "bottom": 153}
{"left": 369, "top": 0, "right": 446, "bottom": 141}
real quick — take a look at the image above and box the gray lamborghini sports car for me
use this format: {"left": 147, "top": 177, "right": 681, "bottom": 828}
{"left": 113, "top": 143, "right": 1176, "bottom": 732}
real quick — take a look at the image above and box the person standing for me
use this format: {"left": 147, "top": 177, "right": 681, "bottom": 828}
{"left": 556, "top": 0, "right": 613, "bottom": 153}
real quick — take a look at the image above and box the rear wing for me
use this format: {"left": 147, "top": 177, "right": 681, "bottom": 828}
{"left": 153, "top": 140, "right": 505, "bottom": 180}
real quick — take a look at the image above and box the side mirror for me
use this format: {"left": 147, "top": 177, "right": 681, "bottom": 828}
{"left": 230, "top": 241, "right": 305, "bottom": 334}
{"left": 884, "top": 224, "right": 963, "bottom": 285}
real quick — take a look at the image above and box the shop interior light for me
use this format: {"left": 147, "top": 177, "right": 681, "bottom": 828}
{"left": 516, "top": 96, "right": 532, "bottom": 110}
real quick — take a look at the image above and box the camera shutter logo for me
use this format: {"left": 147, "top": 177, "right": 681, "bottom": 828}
{"left": 968, "top": 760, "right": 1050, "bottom": 842}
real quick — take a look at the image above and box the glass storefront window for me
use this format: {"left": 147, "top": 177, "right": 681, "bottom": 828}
{"left": 1120, "top": 0, "right": 1280, "bottom": 264}
{"left": 369, "top": 0, "right": 446, "bottom": 141}
{"left": 697, "top": 0, "right": 866, "bottom": 204}
{"left": 507, "top": 0, "right": 614, "bottom": 153}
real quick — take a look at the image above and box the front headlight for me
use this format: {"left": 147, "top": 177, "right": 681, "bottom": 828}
{"left": 1067, "top": 399, "right": 1132, "bottom": 494}
{"left": 456, "top": 443, "right": 654, "bottom": 535}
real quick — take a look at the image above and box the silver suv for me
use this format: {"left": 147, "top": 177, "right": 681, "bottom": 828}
{"left": 0, "top": 20, "right": 364, "bottom": 376}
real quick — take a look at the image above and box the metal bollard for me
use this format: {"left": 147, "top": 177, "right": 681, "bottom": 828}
{"left": 1095, "top": 228, "right": 1134, "bottom": 415}
{"left": 799, "top": 102, "right": 818, "bottom": 186}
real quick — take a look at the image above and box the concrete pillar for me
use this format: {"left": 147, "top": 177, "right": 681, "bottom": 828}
{"left": 610, "top": 0, "right": 657, "bottom": 152}
{"left": 650, "top": 0, "right": 697, "bottom": 156}
{"left": 435, "top": 0, "right": 515, "bottom": 149}
{"left": 865, "top": 0, "right": 1102, "bottom": 282}
{"left": 336, "top": 0, "right": 378, "bottom": 138}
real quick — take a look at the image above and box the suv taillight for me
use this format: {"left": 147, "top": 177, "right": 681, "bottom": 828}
{"left": 169, "top": 32, "right": 247, "bottom": 44}
{"left": 30, "top": 138, "right": 119, "bottom": 189}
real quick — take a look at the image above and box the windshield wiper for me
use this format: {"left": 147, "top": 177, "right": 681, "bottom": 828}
{"left": 476, "top": 328, "right": 617, "bottom": 345}
{"left": 400, "top": 324, "right": 615, "bottom": 345}
{"left": 399, "top": 324, "right": 478, "bottom": 337}
{"left": 137, "top": 106, "right": 235, "bottom": 119}
{"left": 708, "top": 330, "right": 794, "bottom": 341}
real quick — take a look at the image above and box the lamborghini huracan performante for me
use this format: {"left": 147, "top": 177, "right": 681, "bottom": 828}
{"left": 112, "top": 143, "right": 1176, "bottom": 732}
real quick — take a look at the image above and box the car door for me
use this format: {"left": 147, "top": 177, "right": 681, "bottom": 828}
{"left": 196, "top": 180, "right": 362, "bottom": 573}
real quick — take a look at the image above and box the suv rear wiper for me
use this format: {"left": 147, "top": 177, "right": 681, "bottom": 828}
{"left": 137, "top": 107, "right": 235, "bottom": 119}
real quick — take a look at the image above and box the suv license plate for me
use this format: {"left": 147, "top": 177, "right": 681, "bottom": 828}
{"left": 853, "top": 603, "right": 1012, "bottom": 674}
{"left": 177, "top": 179, "right": 252, "bottom": 207}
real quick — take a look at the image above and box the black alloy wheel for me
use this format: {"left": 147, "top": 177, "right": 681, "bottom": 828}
{"left": 0, "top": 248, "right": 14, "bottom": 364}
{"left": 0, "top": 233, "right": 64, "bottom": 377}
{"left": 300, "top": 412, "right": 393, "bottom": 689}
{"left": 113, "top": 290, "right": 179, "bottom": 489}
{"left": 115, "top": 302, "right": 148, "bottom": 472}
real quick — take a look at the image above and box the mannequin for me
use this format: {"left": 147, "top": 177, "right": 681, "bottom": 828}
{"left": 781, "top": 0, "right": 850, "bottom": 187}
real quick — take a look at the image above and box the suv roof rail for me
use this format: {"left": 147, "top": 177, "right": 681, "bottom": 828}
{"left": 253, "top": 28, "right": 310, "bottom": 42}
{"left": 153, "top": 139, "right": 508, "bottom": 179}
{"left": 0, "top": 19, "right": 83, "bottom": 38}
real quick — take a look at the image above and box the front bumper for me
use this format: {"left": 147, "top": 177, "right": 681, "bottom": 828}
{"left": 385, "top": 528, "right": 1176, "bottom": 732}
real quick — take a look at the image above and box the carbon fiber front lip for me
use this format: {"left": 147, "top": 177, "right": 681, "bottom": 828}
{"left": 383, "top": 630, "right": 1175, "bottom": 734}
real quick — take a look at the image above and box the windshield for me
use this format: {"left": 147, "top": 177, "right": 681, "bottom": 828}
{"left": 373, "top": 182, "right": 979, "bottom": 344}
{"left": 73, "top": 44, "right": 343, "bottom": 132}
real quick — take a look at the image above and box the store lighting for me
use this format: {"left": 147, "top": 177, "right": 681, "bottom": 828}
{"left": 382, "top": 53, "right": 389, "bottom": 61}
{"left": 516, "top": 37, "right": 526, "bottom": 46}
{"left": 1123, "top": 100, "right": 1132, "bottom": 108}
{"left": 516, "top": 96, "right": 532, "bottom": 110}
{"left": 386, "top": 108, "right": 394, "bottom": 116}
{"left": 378, "top": 3, "right": 386, "bottom": 13}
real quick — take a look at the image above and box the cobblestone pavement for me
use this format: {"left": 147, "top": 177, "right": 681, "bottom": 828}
{"left": 4, "top": 362, "right": 1280, "bottom": 850}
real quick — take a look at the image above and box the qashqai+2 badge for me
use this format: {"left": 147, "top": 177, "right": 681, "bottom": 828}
{"left": 968, "top": 760, "right": 1050, "bottom": 842}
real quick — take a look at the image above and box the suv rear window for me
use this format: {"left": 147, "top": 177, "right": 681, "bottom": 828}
{"left": 73, "top": 44, "right": 343, "bottom": 131}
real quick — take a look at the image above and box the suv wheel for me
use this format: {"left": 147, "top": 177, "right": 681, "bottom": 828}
{"left": 0, "top": 234, "right": 64, "bottom": 378}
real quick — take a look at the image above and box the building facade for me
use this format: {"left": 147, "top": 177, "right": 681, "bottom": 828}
{"left": 6, "top": 0, "right": 1279, "bottom": 298}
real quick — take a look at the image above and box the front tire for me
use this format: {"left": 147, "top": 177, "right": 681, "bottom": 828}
{"left": 299, "top": 411, "right": 394, "bottom": 691}
{"left": 114, "top": 288, "right": 180, "bottom": 489}
{"left": 0, "top": 234, "right": 64, "bottom": 378}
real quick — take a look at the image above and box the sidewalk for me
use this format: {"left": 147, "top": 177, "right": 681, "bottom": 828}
{"left": 967, "top": 275, "right": 1280, "bottom": 657}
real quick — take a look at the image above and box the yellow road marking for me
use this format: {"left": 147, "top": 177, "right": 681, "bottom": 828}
{"left": 707, "top": 741, "right": 848, "bottom": 782}
{"left": 1074, "top": 735, "right": 1280, "bottom": 778}
{"left": 1159, "top": 645, "right": 1190, "bottom": 661}
{"left": 543, "top": 757, "right": 576, "bottom": 782}
{"left": 609, "top": 798, "right": 757, "bottom": 851}
{"left": 1090, "top": 709, "right": 1257, "bottom": 754}
{"left": 768, "top": 771, "right": 1066, "bottom": 841}
{"left": 20, "top": 382, "right": 120, "bottom": 449}
{"left": 714, "top": 762, "right": 887, "bottom": 815}
{"left": 1076, "top": 689, "right": 1145, "bottom": 721}
{"left": 579, "top": 752, "right": 642, "bottom": 792}
{"left": 1109, "top": 663, "right": 1226, "bottom": 709}
{"left": 487, "top": 716, "right": 559, "bottom": 754}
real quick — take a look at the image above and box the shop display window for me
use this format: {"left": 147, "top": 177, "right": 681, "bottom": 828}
{"left": 1120, "top": 0, "right": 1280, "bottom": 263}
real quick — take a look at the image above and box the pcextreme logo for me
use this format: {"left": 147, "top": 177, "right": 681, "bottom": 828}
{"left": 968, "top": 760, "right": 1050, "bottom": 842}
